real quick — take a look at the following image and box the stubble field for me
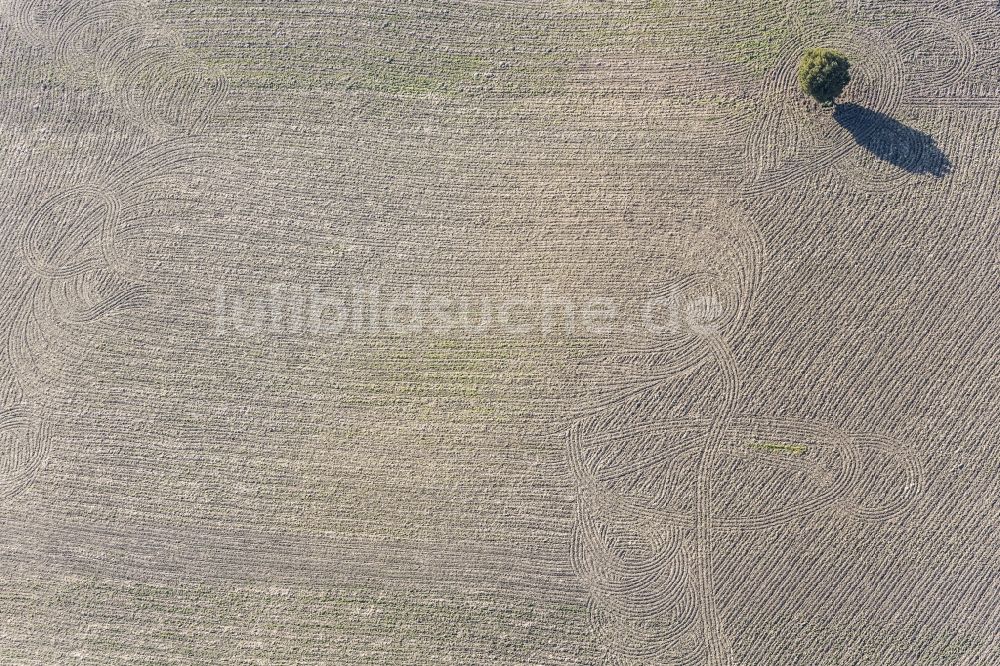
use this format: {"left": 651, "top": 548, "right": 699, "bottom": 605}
{"left": 0, "top": 0, "right": 997, "bottom": 664}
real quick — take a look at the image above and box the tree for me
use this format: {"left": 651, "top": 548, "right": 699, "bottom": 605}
{"left": 797, "top": 48, "right": 851, "bottom": 106}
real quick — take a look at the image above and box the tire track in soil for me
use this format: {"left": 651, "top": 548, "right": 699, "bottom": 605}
{"left": 1, "top": 0, "right": 227, "bottom": 503}
{"left": 565, "top": 199, "right": 926, "bottom": 662}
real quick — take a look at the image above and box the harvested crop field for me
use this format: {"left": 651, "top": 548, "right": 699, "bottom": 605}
{"left": 0, "top": 0, "right": 997, "bottom": 664}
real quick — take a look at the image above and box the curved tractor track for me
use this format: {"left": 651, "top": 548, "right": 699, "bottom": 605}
{"left": 1, "top": 0, "right": 226, "bottom": 502}
{"left": 0, "top": 0, "right": 996, "bottom": 664}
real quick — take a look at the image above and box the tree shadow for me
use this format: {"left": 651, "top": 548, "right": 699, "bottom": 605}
{"left": 833, "top": 103, "right": 952, "bottom": 177}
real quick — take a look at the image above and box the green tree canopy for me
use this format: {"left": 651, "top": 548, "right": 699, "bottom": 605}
{"left": 797, "top": 48, "right": 851, "bottom": 105}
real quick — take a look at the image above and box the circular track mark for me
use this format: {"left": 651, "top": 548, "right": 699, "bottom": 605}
{"left": 21, "top": 186, "right": 122, "bottom": 279}
{"left": 0, "top": 405, "right": 51, "bottom": 501}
